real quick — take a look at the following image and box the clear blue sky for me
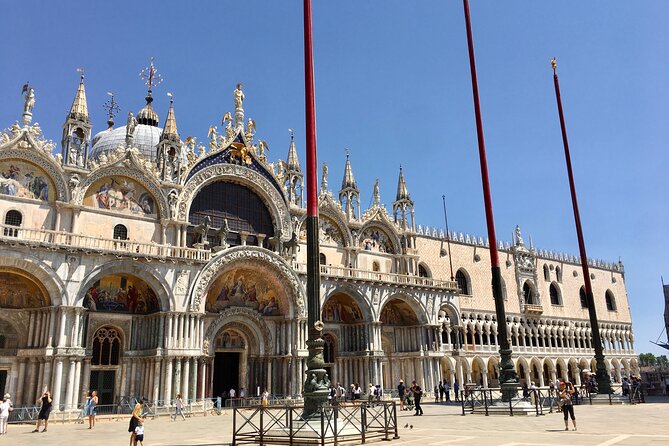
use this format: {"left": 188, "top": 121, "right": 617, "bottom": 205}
{"left": 1, "top": 1, "right": 667, "bottom": 355}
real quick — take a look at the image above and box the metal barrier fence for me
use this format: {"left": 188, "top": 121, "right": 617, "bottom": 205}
{"left": 233, "top": 401, "right": 399, "bottom": 445}
{"left": 459, "top": 383, "right": 646, "bottom": 416}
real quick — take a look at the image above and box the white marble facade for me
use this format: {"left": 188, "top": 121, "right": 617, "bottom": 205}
{"left": 0, "top": 80, "right": 638, "bottom": 409}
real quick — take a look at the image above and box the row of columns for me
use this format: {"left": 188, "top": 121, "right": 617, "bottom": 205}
{"left": 123, "top": 356, "right": 204, "bottom": 403}
{"left": 25, "top": 307, "right": 84, "bottom": 349}
{"left": 164, "top": 313, "right": 204, "bottom": 350}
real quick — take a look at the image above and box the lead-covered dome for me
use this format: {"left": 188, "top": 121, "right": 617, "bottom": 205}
{"left": 90, "top": 124, "right": 163, "bottom": 162}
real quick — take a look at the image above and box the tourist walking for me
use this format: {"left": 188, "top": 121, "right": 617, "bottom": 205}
{"left": 128, "top": 399, "right": 144, "bottom": 446}
{"left": 172, "top": 394, "right": 186, "bottom": 421}
{"left": 353, "top": 383, "right": 362, "bottom": 403}
{"left": 261, "top": 389, "right": 269, "bottom": 407}
{"left": 411, "top": 381, "right": 423, "bottom": 416}
{"left": 444, "top": 381, "right": 451, "bottom": 402}
{"left": 559, "top": 381, "right": 576, "bottom": 431}
{"left": 0, "top": 393, "right": 13, "bottom": 435}
{"left": 454, "top": 379, "right": 460, "bottom": 401}
{"left": 397, "top": 380, "right": 406, "bottom": 411}
{"left": 439, "top": 381, "right": 445, "bottom": 402}
{"left": 86, "top": 390, "right": 98, "bottom": 429}
{"left": 33, "top": 390, "right": 52, "bottom": 433}
{"left": 368, "top": 383, "right": 375, "bottom": 404}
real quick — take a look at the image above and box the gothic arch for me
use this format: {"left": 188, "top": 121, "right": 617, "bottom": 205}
{"left": 318, "top": 197, "right": 354, "bottom": 247}
{"left": 0, "top": 250, "right": 66, "bottom": 306}
{"left": 73, "top": 166, "right": 168, "bottom": 219}
{"left": 189, "top": 246, "right": 306, "bottom": 317}
{"left": 76, "top": 260, "right": 172, "bottom": 312}
{"left": 204, "top": 307, "right": 272, "bottom": 356}
{"left": 178, "top": 164, "right": 291, "bottom": 238}
{"left": 358, "top": 218, "right": 402, "bottom": 254}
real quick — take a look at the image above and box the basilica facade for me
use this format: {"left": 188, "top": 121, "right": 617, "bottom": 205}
{"left": 0, "top": 72, "right": 637, "bottom": 409}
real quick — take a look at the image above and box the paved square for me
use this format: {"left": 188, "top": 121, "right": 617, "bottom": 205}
{"left": 5, "top": 399, "right": 668, "bottom": 445}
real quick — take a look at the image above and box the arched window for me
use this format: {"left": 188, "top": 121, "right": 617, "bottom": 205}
{"left": 579, "top": 286, "right": 588, "bottom": 308}
{"left": 188, "top": 181, "right": 274, "bottom": 247}
{"left": 455, "top": 269, "right": 470, "bottom": 295}
{"left": 418, "top": 263, "right": 430, "bottom": 278}
{"left": 91, "top": 326, "right": 122, "bottom": 366}
{"left": 113, "top": 224, "right": 128, "bottom": 240}
{"left": 543, "top": 264, "right": 550, "bottom": 281}
{"left": 549, "top": 283, "right": 561, "bottom": 305}
{"left": 319, "top": 253, "right": 327, "bottom": 265}
{"left": 556, "top": 266, "right": 562, "bottom": 283}
{"left": 605, "top": 290, "right": 617, "bottom": 311}
{"left": 3, "top": 210, "right": 22, "bottom": 237}
{"left": 523, "top": 282, "right": 535, "bottom": 304}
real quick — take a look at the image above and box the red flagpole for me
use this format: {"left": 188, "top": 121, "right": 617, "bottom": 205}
{"left": 551, "top": 58, "right": 609, "bottom": 394}
{"left": 302, "top": 0, "right": 328, "bottom": 419}
{"left": 462, "top": 0, "right": 518, "bottom": 400}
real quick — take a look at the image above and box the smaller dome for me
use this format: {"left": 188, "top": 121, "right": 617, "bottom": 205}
{"left": 137, "top": 103, "right": 159, "bottom": 127}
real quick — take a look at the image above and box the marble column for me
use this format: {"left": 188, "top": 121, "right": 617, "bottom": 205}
{"left": 52, "top": 358, "right": 64, "bottom": 410}
{"left": 164, "top": 359, "right": 173, "bottom": 404}
{"left": 153, "top": 359, "right": 161, "bottom": 403}
{"left": 64, "top": 358, "right": 76, "bottom": 410}
{"left": 57, "top": 310, "right": 67, "bottom": 347}
{"left": 182, "top": 358, "right": 190, "bottom": 401}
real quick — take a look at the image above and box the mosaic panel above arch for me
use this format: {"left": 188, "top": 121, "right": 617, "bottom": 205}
{"left": 206, "top": 266, "right": 287, "bottom": 316}
{"left": 380, "top": 298, "right": 418, "bottom": 325}
{"left": 83, "top": 176, "right": 158, "bottom": 217}
{"left": 0, "top": 160, "right": 54, "bottom": 202}
{"left": 322, "top": 293, "right": 364, "bottom": 323}
{"left": 299, "top": 215, "right": 345, "bottom": 247}
{"left": 83, "top": 273, "right": 160, "bottom": 314}
{"left": 0, "top": 269, "right": 50, "bottom": 308}
{"left": 359, "top": 226, "right": 395, "bottom": 253}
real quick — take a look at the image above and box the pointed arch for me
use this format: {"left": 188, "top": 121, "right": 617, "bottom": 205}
{"left": 379, "top": 292, "right": 428, "bottom": 324}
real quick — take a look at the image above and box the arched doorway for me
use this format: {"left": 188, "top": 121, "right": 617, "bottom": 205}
{"left": 322, "top": 292, "right": 367, "bottom": 386}
{"left": 212, "top": 328, "right": 247, "bottom": 400}
{"left": 380, "top": 298, "right": 422, "bottom": 389}
{"left": 90, "top": 326, "right": 123, "bottom": 405}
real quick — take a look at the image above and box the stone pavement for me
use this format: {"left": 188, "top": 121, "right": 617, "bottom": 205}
{"left": 4, "top": 397, "right": 668, "bottom": 446}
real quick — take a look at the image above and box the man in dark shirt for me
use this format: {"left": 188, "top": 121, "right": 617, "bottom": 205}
{"left": 411, "top": 380, "right": 423, "bottom": 416}
{"left": 397, "top": 380, "right": 406, "bottom": 411}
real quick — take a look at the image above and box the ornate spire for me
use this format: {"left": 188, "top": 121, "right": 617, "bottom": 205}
{"left": 338, "top": 150, "right": 360, "bottom": 220}
{"left": 68, "top": 69, "right": 89, "bottom": 123}
{"left": 341, "top": 151, "right": 357, "bottom": 191}
{"left": 137, "top": 58, "right": 162, "bottom": 127}
{"left": 103, "top": 92, "right": 120, "bottom": 129}
{"left": 161, "top": 93, "right": 180, "bottom": 142}
{"left": 286, "top": 128, "right": 301, "bottom": 172}
{"left": 395, "top": 165, "right": 410, "bottom": 202}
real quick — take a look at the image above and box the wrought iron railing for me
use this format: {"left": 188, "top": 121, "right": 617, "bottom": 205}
{"left": 233, "top": 401, "right": 399, "bottom": 445}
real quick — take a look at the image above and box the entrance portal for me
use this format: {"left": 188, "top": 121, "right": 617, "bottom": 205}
{"left": 213, "top": 352, "right": 240, "bottom": 398}
{"left": 90, "top": 370, "right": 115, "bottom": 405}
{"left": 0, "top": 370, "right": 6, "bottom": 398}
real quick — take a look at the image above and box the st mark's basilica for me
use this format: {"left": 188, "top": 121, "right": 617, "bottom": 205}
{"left": 0, "top": 66, "right": 637, "bottom": 409}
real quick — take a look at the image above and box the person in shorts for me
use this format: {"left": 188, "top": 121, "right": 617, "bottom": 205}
{"left": 397, "top": 380, "right": 406, "bottom": 411}
{"left": 33, "top": 390, "right": 52, "bottom": 433}
{"left": 134, "top": 418, "right": 145, "bottom": 446}
{"left": 86, "top": 390, "right": 98, "bottom": 429}
{"left": 559, "top": 381, "right": 576, "bottom": 431}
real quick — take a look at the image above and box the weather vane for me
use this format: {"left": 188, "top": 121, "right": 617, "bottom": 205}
{"left": 288, "top": 128, "right": 294, "bottom": 140}
{"left": 139, "top": 57, "right": 163, "bottom": 92}
{"left": 103, "top": 92, "right": 120, "bottom": 129}
{"left": 551, "top": 57, "right": 557, "bottom": 74}
{"left": 76, "top": 67, "right": 85, "bottom": 80}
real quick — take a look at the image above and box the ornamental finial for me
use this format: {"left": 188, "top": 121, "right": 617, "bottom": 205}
{"left": 551, "top": 57, "right": 557, "bottom": 74}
